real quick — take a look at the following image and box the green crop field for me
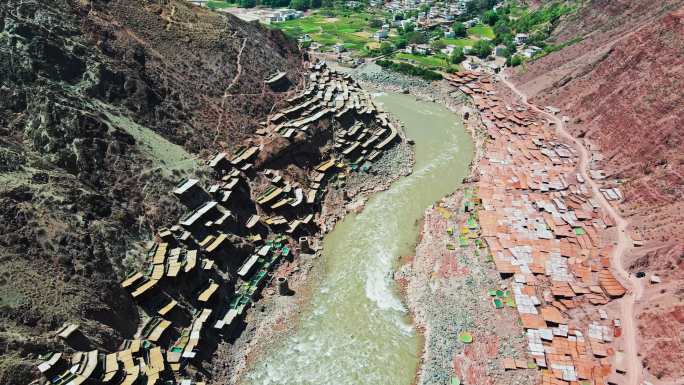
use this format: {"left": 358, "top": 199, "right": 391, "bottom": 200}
{"left": 207, "top": 1, "right": 234, "bottom": 9}
{"left": 272, "top": 10, "right": 384, "bottom": 51}
{"left": 438, "top": 38, "right": 476, "bottom": 48}
{"left": 394, "top": 52, "right": 449, "bottom": 68}
{"left": 467, "top": 23, "right": 495, "bottom": 39}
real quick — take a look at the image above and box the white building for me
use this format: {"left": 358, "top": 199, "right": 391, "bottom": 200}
{"left": 415, "top": 44, "right": 431, "bottom": 55}
{"left": 522, "top": 45, "right": 542, "bottom": 58}
{"left": 374, "top": 29, "right": 389, "bottom": 40}
{"left": 515, "top": 33, "right": 529, "bottom": 45}
{"left": 269, "top": 9, "right": 304, "bottom": 22}
{"left": 334, "top": 44, "right": 346, "bottom": 54}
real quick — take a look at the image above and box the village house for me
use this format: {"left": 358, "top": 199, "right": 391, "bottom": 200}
{"left": 441, "top": 44, "right": 457, "bottom": 55}
{"left": 374, "top": 29, "right": 388, "bottom": 41}
{"left": 494, "top": 44, "right": 508, "bottom": 57}
{"left": 515, "top": 33, "right": 529, "bottom": 45}
{"left": 298, "top": 34, "right": 312, "bottom": 43}
{"left": 522, "top": 45, "right": 542, "bottom": 58}
{"left": 334, "top": 44, "right": 346, "bottom": 54}
{"left": 415, "top": 44, "right": 431, "bottom": 55}
{"left": 269, "top": 9, "right": 304, "bottom": 23}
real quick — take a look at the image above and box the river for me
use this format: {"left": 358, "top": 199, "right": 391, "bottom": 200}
{"left": 244, "top": 92, "right": 474, "bottom": 385}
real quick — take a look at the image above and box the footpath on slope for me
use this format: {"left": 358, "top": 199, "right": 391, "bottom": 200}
{"left": 403, "top": 68, "right": 642, "bottom": 385}
{"left": 500, "top": 74, "right": 645, "bottom": 385}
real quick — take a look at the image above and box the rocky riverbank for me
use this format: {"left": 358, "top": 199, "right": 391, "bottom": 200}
{"left": 353, "top": 63, "right": 522, "bottom": 385}
{"left": 211, "top": 103, "right": 415, "bottom": 385}
{"left": 355, "top": 63, "right": 532, "bottom": 384}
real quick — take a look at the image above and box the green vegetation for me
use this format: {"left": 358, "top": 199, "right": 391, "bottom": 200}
{"left": 536, "top": 36, "right": 583, "bottom": 58}
{"left": 272, "top": 9, "right": 382, "bottom": 51}
{"left": 507, "top": 55, "right": 523, "bottom": 67}
{"left": 379, "top": 41, "right": 394, "bottom": 55}
{"left": 486, "top": 2, "right": 580, "bottom": 64}
{"left": 439, "top": 37, "right": 475, "bottom": 48}
{"left": 452, "top": 22, "right": 467, "bottom": 38}
{"left": 467, "top": 23, "right": 495, "bottom": 39}
{"left": 511, "top": 3, "right": 576, "bottom": 33}
{"left": 481, "top": 10, "right": 499, "bottom": 26}
{"left": 104, "top": 111, "right": 197, "bottom": 172}
{"left": 470, "top": 40, "right": 492, "bottom": 59}
{"left": 208, "top": 0, "right": 328, "bottom": 9}
{"left": 395, "top": 52, "right": 448, "bottom": 68}
{"left": 376, "top": 59, "right": 443, "bottom": 81}
{"left": 207, "top": 1, "right": 235, "bottom": 9}
{"left": 449, "top": 47, "right": 465, "bottom": 64}
{"left": 464, "top": 0, "right": 499, "bottom": 18}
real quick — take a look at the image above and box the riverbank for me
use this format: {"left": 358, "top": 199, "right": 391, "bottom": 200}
{"left": 219, "top": 141, "right": 415, "bottom": 385}
{"left": 209, "top": 77, "right": 416, "bottom": 383}
{"left": 235, "top": 77, "right": 474, "bottom": 384}
{"left": 403, "top": 68, "right": 633, "bottom": 385}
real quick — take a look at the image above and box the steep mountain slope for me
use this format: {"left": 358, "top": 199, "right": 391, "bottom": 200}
{"left": 508, "top": 1, "right": 684, "bottom": 382}
{"left": 0, "top": 1, "right": 302, "bottom": 383}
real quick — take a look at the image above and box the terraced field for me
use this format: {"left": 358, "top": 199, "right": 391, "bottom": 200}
{"left": 274, "top": 11, "right": 385, "bottom": 50}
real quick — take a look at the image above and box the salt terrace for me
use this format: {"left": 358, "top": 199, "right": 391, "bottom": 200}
{"left": 445, "top": 70, "right": 628, "bottom": 384}
{"left": 36, "top": 61, "right": 400, "bottom": 385}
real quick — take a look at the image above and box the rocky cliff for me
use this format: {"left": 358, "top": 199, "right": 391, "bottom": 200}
{"left": 0, "top": 1, "right": 302, "bottom": 383}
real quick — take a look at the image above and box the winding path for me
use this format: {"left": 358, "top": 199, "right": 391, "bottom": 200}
{"left": 498, "top": 74, "right": 644, "bottom": 385}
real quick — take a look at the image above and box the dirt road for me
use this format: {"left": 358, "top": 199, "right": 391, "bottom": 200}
{"left": 498, "top": 74, "right": 644, "bottom": 385}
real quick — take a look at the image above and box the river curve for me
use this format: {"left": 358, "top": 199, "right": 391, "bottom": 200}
{"left": 244, "top": 92, "right": 474, "bottom": 385}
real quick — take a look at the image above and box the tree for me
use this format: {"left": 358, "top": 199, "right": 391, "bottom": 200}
{"left": 494, "top": 31, "right": 512, "bottom": 45}
{"left": 493, "top": 20, "right": 510, "bottom": 39}
{"left": 452, "top": 22, "right": 467, "bottom": 38}
{"left": 449, "top": 46, "right": 465, "bottom": 64}
{"left": 508, "top": 55, "right": 523, "bottom": 66}
{"left": 368, "top": 19, "right": 383, "bottom": 28}
{"left": 380, "top": 42, "right": 394, "bottom": 55}
{"left": 238, "top": 0, "right": 255, "bottom": 8}
{"left": 404, "top": 31, "right": 427, "bottom": 45}
{"left": 290, "top": 0, "right": 309, "bottom": 10}
{"left": 394, "top": 37, "right": 408, "bottom": 49}
{"left": 505, "top": 39, "right": 516, "bottom": 54}
{"left": 482, "top": 10, "right": 499, "bottom": 26}
{"left": 321, "top": 0, "right": 334, "bottom": 8}
{"left": 309, "top": 0, "right": 322, "bottom": 8}
{"left": 431, "top": 40, "right": 446, "bottom": 50}
{"left": 472, "top": 40, "right": 492, "bottom": 58}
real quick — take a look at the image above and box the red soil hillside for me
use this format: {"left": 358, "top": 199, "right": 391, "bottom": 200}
{"left": 511, "top": 2, "right": 684, "bottom": 242}
{"left": 508, "top": 2, "right": 684, "bottom": 383}
{"left": 513, "top": 2, "right": 683, "bottom": 213}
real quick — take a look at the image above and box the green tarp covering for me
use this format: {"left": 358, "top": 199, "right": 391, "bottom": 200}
{"left": 458, "top": 331, "right": 473, "bottom": 344}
